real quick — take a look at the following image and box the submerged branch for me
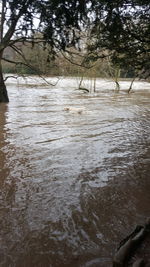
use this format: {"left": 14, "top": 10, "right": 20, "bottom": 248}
{"left": 2, "top": 57, "right": 61, "bottom": 86}
{"left": 4, "top": 75, "right": 18, "bottom": 82}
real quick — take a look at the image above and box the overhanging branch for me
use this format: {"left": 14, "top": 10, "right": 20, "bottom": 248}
{"left": 2, "top": 57, "right": 60, "bottom": 86}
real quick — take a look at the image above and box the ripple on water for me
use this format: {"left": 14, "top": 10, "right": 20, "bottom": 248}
{"left": 0, "top": 80, "right": 150, "bottom": 266}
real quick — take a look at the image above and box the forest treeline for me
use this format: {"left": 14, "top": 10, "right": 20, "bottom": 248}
{"left": 3, "top": 42, "right": 135, "bottom": 79}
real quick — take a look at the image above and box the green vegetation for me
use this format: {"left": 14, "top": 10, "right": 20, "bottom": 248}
{"left": 2, "top": 41, "right": 136, "bottom": 79}
{"left": 0, "top": 0, "right": 149, "bottom": 102}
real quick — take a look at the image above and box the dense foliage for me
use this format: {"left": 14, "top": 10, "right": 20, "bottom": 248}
{"left": 0, "top": 0, "right": 88, "bottom": 102}
{"left": 39, "top": 0, "right": 150, "bottom": 78}
{"left": 87, "top": 0, "right": 150, "bottom": 78}
{"left": 0, "top": 0, "right": 149, "bottom": 102}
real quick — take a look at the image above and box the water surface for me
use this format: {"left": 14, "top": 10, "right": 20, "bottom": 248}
{"left": 0, "top": 78, "right": 150, "bottom": 266}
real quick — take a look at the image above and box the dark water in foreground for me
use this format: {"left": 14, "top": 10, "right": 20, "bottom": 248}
{"left": 0, "top": 79, "right": 150, "bottom": 266}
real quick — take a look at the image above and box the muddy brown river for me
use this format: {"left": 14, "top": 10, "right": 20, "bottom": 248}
{"left": 0, "top": 78, "right": 150, "bottom": 266}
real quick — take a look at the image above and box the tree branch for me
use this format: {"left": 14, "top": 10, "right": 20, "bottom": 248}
{"left": 2, "top": 0, "right": 32, "bottom": 46}
{"left": 4, "top": 75, "right": 18, "bottom": 82}
{"left": 60, "top": 51, "right": 94, "bottom": 69}
{"left": 2, "top": 57, "right": 60, "bottom": 86}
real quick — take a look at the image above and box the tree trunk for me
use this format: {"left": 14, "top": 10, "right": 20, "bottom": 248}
{"left": 114, "top": 67, "right": 120, "bottom": 91}
{"left": 128, "top": 76, "right": 136, "bottom": 93}
{"left": 0, "top": 58, "right": 9, "bottom": 103}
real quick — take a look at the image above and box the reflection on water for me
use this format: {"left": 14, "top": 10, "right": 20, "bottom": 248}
{"left": 0, "top": 78, "right": 150, "bottom": 266}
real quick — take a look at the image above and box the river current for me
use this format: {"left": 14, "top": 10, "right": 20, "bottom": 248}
{"left": 0, "top": 77, "right": 150, "bottom": 266}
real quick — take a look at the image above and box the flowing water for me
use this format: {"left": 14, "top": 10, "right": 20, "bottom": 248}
{"left": 0, "top": 77, "right": 150, "bottom": 267}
